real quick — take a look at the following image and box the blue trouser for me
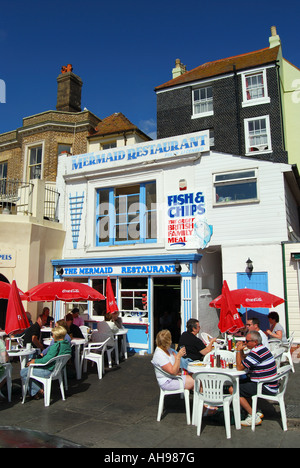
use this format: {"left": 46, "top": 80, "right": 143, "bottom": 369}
{"left": 20, "top": 367, "right": 51, "bottom": 396}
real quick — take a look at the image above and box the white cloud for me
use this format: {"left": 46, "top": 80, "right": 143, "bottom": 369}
{"left": 139, "top": 118, "right": 157, "bottom": 139}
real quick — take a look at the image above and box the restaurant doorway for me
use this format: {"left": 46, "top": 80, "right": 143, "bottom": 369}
{"left": 153, "top": 277, "right": 181, "bottom": 349}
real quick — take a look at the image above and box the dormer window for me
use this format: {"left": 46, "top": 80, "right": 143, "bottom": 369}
{"left": 241, "top": 69, "right": 270, "bottom": 107}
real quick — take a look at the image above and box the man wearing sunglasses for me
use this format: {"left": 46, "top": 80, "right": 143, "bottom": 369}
{"left": 235, "top": 330, "right": 278, "bottom": 427}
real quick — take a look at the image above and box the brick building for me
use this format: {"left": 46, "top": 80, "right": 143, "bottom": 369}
{"left": 0, "top": 67, "right": 101, "bottom": 186}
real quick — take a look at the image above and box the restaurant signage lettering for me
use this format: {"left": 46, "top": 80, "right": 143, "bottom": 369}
{"left": 0, "top": 249, "right": 16, "bottom": 267}
{"left": 71, "top": 130, "right": 210, "bottom": 171}
{"left": 62, "top": 263, "right": 190, "bottom": 277}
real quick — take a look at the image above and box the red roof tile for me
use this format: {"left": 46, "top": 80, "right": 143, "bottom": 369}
{"left": 155, "top": 46, "right": 280, "bottom": 91}
{"left": 89, "top": 112, "right": 144, "bottom": 138}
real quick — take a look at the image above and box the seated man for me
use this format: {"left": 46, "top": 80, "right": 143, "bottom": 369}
{"left": 177, "top": 318, "right": 216, "bottom": 361}
{"left": 246, "top": 317, "right": 270, "bottom": 349}
{"left": 23, "top": 314, "right": 47, "bottom": 351}
{"left": 235, "top": 330, "right": 278, "bottom": 427}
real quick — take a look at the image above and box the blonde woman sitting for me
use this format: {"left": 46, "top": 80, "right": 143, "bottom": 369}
{"left": 152, "top": 329, "right": 194, "bottom": 391}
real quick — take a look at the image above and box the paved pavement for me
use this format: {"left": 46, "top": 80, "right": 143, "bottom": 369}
{"left": 0, "top": 353, "right": 299, "bottom": 450}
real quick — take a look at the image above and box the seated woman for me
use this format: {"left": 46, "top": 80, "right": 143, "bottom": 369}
{"left": 266, "top": 311, "right": 288, "bottom": 345}
{"left": 152, "top": 329, "right": 194, "bottom": 391}
{"left": 20, "top": 325, "right": 72, "bottom": 400}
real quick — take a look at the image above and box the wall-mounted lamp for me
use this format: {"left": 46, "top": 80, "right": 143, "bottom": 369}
{"left": 246, "top": 258, "right": 253, "bottom": 272}
{"left": 56, "top": 267, "right": 64, "bottom": 276}
{"left": 174, "top": 260, "right": 182, "bottom": 273}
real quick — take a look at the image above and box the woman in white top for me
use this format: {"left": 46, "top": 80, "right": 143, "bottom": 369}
{"left": 152, "top": 329, "right": 194, "bottom": 391}
{"left": 266, "top": 311, "right": 288, "bottom": 345}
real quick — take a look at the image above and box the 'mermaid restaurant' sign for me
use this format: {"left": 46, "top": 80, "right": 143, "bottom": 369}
{"left": 71, "top": 130, "right": 210, "bottom": 171}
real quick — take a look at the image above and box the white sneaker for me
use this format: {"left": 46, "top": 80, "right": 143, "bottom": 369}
{"left": 241, "top": 413, "right": 262, "bottom": 426}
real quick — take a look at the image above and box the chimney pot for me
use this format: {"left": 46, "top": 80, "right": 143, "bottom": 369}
{"left": 172, "top": 59, "right": 187, "bottom": 79}
{"left": 271, "top": 25, "right": 277, "bottom": 36}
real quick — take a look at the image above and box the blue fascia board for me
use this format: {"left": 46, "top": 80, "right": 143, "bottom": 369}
{"left": 52, "top": 253, "right": 202, "bottom": 267}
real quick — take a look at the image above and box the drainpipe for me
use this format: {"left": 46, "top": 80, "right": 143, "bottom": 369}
{"left": 281, "top": 242, "right": 290, "bottom": 337}
{"left": 233, "top": 65, "right": 242, "bottom": 155}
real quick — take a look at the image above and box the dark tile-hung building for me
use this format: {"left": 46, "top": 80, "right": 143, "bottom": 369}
{"left": 154, "top": 27, "right": 300, "bottom": 343}
{"left": 155, "top": 27, "right": 300, "bottom": 168}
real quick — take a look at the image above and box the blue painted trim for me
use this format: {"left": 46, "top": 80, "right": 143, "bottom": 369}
{"left": 52, "top": 253, "right": 202, "bottom": 267}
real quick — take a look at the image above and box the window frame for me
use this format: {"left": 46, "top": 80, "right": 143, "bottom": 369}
{"left": 0, "top": 161, "right": 7, "bottom": 180}
{"left": 213, "top": 168, "right": 259, "bottom": 206}
{"left": 96, "top": 181, "right": 157, "bottom": 246}
{"left": 24, "top": 141, "right": 45, "bottom": 181}
{"left": 241, "top": 69, "right": 270, "bottom": 107}
{"left": 192, "top": 85, "right": 214, "bottom": 118}
{"left": 0, "top": 161, "right": 8, "bottom": 195}
{"left": 244, "top": 115, "right": 272, "bottom": 156}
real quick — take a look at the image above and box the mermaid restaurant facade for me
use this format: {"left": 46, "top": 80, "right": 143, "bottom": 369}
{"left": 54, "top": 129, "right": 299, "bottom": 351}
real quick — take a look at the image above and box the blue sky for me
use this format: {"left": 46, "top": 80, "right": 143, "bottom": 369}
{"left": 0, "top": 0, "right": 299, "bottom": 138}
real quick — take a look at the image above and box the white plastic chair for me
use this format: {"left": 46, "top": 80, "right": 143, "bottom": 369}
{"left": 272, "top": 347, "right": 286, "bottom": 368}
{"left": 152, "top": 363, "right": 191, "bottom": 424}
{"left": 251, "top": 364, "right": 292, "bottom": 432}
{"left": 0, "top": 363, "right": 12, "bottom": 402}
{"left": 22, "top": 354, "right": 71, "bottom": 407}
{"left": 91, "top": 331, "right": 117, "bottom": 368}
{"left": 281, "top": 334, "right": 295, "bottom": 373}
{"left": 81, "top": 338, "right": 110, "bottom": 379}
{"left": 193, "top": 372, "right": 236, "bottom": 439}
{"left": 79, "top": 326, "right": 90, "bottom": 343}
{"left": 268, "top": 339, "right": 282, "bottom": 353}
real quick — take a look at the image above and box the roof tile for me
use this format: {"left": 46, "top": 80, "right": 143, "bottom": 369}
{"left": 155, "top": 46, "right": 280, "bottom": 91}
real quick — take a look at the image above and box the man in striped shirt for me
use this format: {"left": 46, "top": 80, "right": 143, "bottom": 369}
{"left": 236, "top": 330, "right": 278, "bottom": 426}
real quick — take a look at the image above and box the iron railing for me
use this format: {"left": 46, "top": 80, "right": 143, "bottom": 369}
{"left": 0, "top": 178, "right": 60, "bottom": 221}
{"left": 0, "top": 178, "right": 34, "bottom": 215}
{"left": 44, "top": 184, "right": 60, "bottom": 222}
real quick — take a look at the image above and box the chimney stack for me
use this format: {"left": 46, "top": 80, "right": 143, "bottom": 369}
{"left": 269, "top": 26, "right": 281, "bottom": 48}
{"left": 172, "top": 59, "right": 187, "bottom": 79}
{"left": 56, "top": 65, "right": 83, "bottom": 112}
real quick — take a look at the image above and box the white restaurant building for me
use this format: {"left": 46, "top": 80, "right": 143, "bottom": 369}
{"left": 53, "top": 130, "right": 300, "bottom": 353}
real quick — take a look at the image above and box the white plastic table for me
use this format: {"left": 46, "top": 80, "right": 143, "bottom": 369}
{"left": 187, "top": 362, "right": 246, "bottom": 430}
{"left": 8, "top": 348, "right": 37, "bottom": 368}
{"left": 71, "top": 338, "right": 86, "bottom": 379}
{"left": 114, "top": 329, "right": 128, "bottom": 363}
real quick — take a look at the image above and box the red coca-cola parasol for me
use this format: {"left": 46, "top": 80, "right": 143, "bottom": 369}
{"left": 106, "top": 276, "right": 118, "bottom": 314}
{"left": 218, "top": 280, "right": 245, "bottom": 334}
{"left": 25, "top": 281, "right": 105, "bottom": 302}
{"left": 5, "top": 280, "right": 30, "bottom": 335}
{"left": 0, "top": 281, "right": 27, "bottom": 300}
{"left": 210, "top": 288, "right": 284, "bottom": 310}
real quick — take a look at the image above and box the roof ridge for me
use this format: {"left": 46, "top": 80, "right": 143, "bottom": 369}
{"left": 185, "top": 47, "right": 273, "bottom": 75}
{"left": 155, "top": 46, "right": 280, "bottom": 90}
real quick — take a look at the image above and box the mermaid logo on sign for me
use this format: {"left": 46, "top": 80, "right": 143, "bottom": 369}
{"left": 193, "top": 216, "right": 213, "bottom": 249}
